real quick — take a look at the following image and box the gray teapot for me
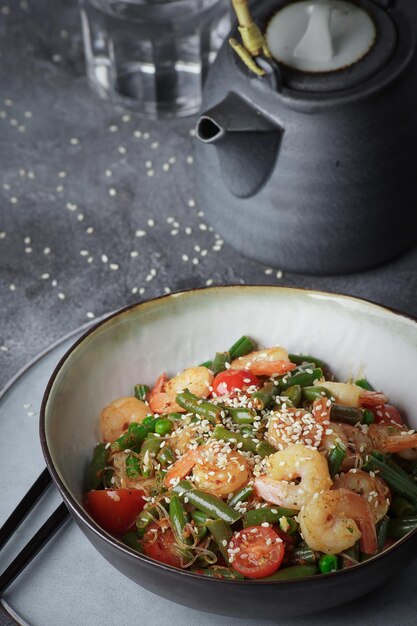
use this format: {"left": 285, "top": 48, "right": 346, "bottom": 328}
{"left": 195, "top": 0, "right": 417, "bottom": 274}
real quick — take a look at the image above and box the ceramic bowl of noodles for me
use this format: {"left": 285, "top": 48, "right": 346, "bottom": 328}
{"left": 40, "top": 286, "right": 417, "bottom": 618}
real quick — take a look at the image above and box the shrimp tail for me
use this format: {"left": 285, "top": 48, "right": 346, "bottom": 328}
{"left": 382, "top": 433, "right": 417, "bottom": 453}
{"left": 359, "top": 391, "right": 388, "bottom": 408}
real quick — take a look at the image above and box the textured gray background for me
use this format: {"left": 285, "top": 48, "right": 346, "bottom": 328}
{"left": 1, "top": 0, "right": 417, "bottom": 624}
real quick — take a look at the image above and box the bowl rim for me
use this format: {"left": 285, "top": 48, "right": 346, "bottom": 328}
{"left": 39, "top": 284, "right": 417, "bottom": 586}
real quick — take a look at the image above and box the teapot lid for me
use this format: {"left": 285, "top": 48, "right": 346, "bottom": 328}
{"left": 266, "top": 0, "right": 376, "bottom": 73}
{"left": 249, "top": 0, "right": 398, "bottom": 93}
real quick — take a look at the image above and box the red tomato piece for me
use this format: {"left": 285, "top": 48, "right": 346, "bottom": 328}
{"left": 228, "top": 525, "right": 285, "bottom": 579}
{"left": 142, "top": 522, "right": 182, "bottom": 568}
{"left": 86, "top": 488, "right": 145, "bottom": 535}
{"left": 370, "top": 404, "right": 404, "bottom": 426}
{"left": 212, "top": 370, "right": 259, "bottom": 398}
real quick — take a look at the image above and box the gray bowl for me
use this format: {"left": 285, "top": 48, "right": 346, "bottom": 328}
{"left": 40, "top": 286, "right": 417, "bottom": 618}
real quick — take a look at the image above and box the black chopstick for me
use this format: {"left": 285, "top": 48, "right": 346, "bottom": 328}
{"left": 0, "top": 502, "right": 70, "bottom": 594}
{"left": 0, "top": 467, "right": 52, "bottom": 551}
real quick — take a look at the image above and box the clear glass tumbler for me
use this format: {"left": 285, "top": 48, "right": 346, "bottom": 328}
{"left": 79, "top": 0, "right": 230, "bottom": 118}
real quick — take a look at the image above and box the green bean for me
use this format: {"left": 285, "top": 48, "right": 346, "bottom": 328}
{"left": 243, "top": 506, "right": 297, "bottom": 527}
{"left": 157, "top": 445, "right": 177, "bottom": 468}
{"left": 250, "top": 382, "right": 277, "bottom": 410}
{"left": 111, "top": 418, "right": 159, "bottom": 452}
{"left": 327, "top": 443, "right": 346, "bottom": 477}
{"left": 355, "top": 378, "right": 374, "bottom": 391}
{"left": 122, "top": 531, "right": 143, "bottom": 553}
{"left": 200, "top": 360, "right": 213, "bottom": 369}
{"left": 136, "top": 506, "right": 158, "bottom": 530}
{"left": 190, "top": 509, "right": 211, "bottom": 525}
{"left": 194, "top": 567, "right": 244, "bottom": 580}
{"left": 229, "top": 336, "right": 257, "bottom": 360}
{"left": 280, "top": 516, "right": 298, "bottom": 535}
{"left": 211, "top": 351, "right": 231, "bottom": 375}
{"left": 363, "top": 453, "right": 417, "bottom": 505}
{"left": 330, "top": 404, "right": 363, "bottom": 425}
{"left": 125, "top": 453, "right": 141, "bottom": 479}
{"left": 409, "top": 460, "right": 417, "bottom": 479}
{"left": 140, "top": 435, "right": 163, "bottom": 475}
{"left": 176, "top": 390, "right": 221, "bottom": 423}
{"left": 172, "top": 480, "right": 241, "bottom": 524}
{"left": 377, "top": 516, "right": 390, "bottom": 551}
{"left": 288, "top": 353, "right": 327, "bottom": 371}
{"left": 228, "top": 485, "right": 254, "bottom": 508}
{"left": 134, "top": 384, "right": 150, "bottom": 401}
{"left": 170, "top": 495, "right": 192, "bottom": 545}
{"left": 279, "top": 368, "right": 324, "bottom": 391}
{"left": 195, "top": 524, "right": 208, "bottom": 541}
{"left": 388, "top": 458, "right": 414, "bottom": 482}
{"left": 261, "top": 565, "right": 318, "bottom": 581}
{"left": 256, "top": 442, "right": 278, "bottom": 458}
{"left": 226, "top": 407, "right": 256, "bottom": 425}
{"left": 362, "top": 409, "right": 375, "bottom": 425}
{"left": 302, "top": 386, "right": 333, "bottom": 403}
{"left": 289, "top": 545, "right": 317, "bottom": 565}
{"left": 387, "top": 516, "right": 417, "bottom": 539}
{"left": 391, "top": 495, "right": 416, "bottom": 518}
{"left": 212, "top": 425, "right": 258, "bottom": 454}
{"left": 212, "top": 425, "right": 275, "bottom": 458}
{"left": 88, "top": 443, "right": 108, "bottom": 490}
{"left": 206, "top": 519, "right": 232, "bottom": 563}
{"left": 282, "top": 385, "right": 302, "bottom": 407}
{"left": 141, "top": 434, "right": 163, "bottom": 457}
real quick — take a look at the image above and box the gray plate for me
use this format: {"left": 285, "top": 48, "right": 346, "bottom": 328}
{"left": 1, "top": 325, "right": 417, "bottom": 626}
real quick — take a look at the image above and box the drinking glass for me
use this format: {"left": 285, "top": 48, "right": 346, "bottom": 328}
{"left": 79, "top": 0, "right": 230, "bottom": 118}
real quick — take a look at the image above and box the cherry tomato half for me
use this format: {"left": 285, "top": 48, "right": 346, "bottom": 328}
{"left": 370, "top": 404, "right": 404, "bottom": 426}
{"left": 228, "top": 525, "right": 285, "bottom": 579}
{"left": 212, "top": 369, "right": 259, "bottom": 398}
{"left": 142, "top": 522, "right": 182, "bottom": 568}
{"left": 86, "top": 488, "right": 145, "bottom": 535}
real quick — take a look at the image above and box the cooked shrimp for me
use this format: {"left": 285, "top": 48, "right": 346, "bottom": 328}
{"left": 318, "top": 382, "right": 387, "bottom": 408}
{"left": 267, "top": 398, "right": 328, "bottom": 451}
{"left": 230, "top": 346, "right": 296, "bottom": 376}
{"left": 100, "top": 396, "right": 153, "bottom": 442}
{"left": 192, "top": 442, "right": 250, "bottom": 497}
{"left": 299, "top": 488, "right": 377, "bottom": 555}
{"left": 164, "top": 448, "right": 200, "bottom": 488}
{"left": 149, "top": 367, "right": 214, "bottom": 414}
{"left": 164, "top": 442, "right": 250, "bottom": 497}
{"left": 254, "top": 444, "right": 332, "bottom": 510}
{"left": 332, "top": 470, "right": 390, "bottom": 523}
{"left": 367, "top": 423, "right": 417, "bottom": 460}
{"left": 341, "top": 423, "right": 417, "bottom": 460}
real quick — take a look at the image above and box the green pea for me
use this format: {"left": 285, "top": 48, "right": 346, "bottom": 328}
{"left": 318, "top": 554, "right": 339, "bottom": 574}
{"left": 155, "top": 418, "right": 173, "bottom": 436}
{"left": 142, "top": 415, "right": 155, "bottom": 425}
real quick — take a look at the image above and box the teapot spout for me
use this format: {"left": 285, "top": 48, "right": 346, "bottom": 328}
{"left": 196, "top": 115, "right": 226, "bottom": 144}
{"left": 196, "top": 93, "right": 283, "bottom": 198}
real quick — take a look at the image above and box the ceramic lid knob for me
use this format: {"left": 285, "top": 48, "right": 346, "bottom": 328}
{"left": 266, "top": 0, "right": 376, "bottom": 73}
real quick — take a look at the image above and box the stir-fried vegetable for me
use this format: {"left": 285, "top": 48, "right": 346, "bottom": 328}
{"left": 85, "top": 337, "right": 417, "bottom": 581}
